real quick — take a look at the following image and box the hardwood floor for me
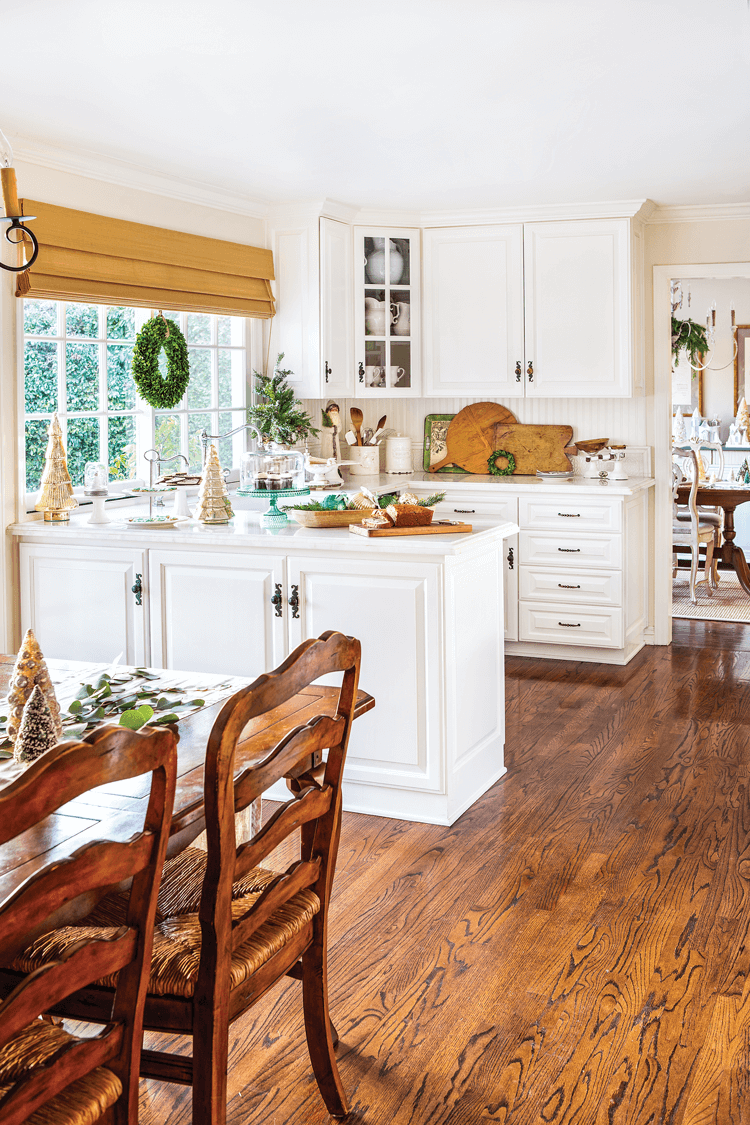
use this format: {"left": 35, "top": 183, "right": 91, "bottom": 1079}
{"left": 137, "top": 623, "right": 750, "bottom": 1123}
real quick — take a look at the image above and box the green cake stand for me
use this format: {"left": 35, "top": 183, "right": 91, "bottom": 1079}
{"left": 234, "top": 485, "right": 310, "bottom": 529}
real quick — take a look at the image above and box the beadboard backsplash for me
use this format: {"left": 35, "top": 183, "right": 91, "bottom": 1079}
{"left": 303, "top": 395, "right": 651, "bottom": 466}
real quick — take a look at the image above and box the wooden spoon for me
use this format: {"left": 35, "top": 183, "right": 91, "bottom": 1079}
{"left": 369, "top": 415, "right": 387, "bottom": 444}
{"left": 350, "top": 406, "right": 364, "bottom": 446}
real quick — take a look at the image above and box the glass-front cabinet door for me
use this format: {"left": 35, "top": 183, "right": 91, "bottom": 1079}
{"left": 354, "top": 228, "right": 420, "bottom": 397}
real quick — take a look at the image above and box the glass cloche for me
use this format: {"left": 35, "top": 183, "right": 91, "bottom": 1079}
{"left": 83, "top": 461, "right": 109, "bottom": 496}
{"left": 239, "top": 445, "right": 306, "bottom": 493}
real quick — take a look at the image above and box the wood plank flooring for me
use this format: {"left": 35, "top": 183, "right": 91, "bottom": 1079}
{"left": 137, "top": 621, "right": 750, "bottom": 1123}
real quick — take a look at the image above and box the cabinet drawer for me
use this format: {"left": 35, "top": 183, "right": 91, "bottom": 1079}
{"left": 519, "top": 531, "right": 622, "bottom": 569}
{"left": 519, "top": 602, "right": 624, "bottom": 648}
{"left": 424, "top": 493, "right": 518, "bottom": 524}
{"left": 519, "top": 496, "right": 622, "bottom": 532}
{"left": 519, "top": 566, "right": 622, "bottom": 606}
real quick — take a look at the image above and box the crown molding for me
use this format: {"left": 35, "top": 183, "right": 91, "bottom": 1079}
{"left": 12, "top": 137, "right": 270, "bottom": 220}
{"left": 648, "top": 201, "right": 750, "bottom": 224}
{"left": 353, "top": 199, "right": 654, "bottom": 227}
{"left": 266, "top": 197, "right": 358, "bottom": 226}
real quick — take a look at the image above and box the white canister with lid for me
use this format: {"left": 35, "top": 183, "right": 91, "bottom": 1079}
{"left": 385, "top": 434, "right": 412, "bottom": 474}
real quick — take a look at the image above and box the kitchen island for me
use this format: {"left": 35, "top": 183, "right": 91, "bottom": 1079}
{"left": 10, "top": 503, "right": 517, "bottom": 826}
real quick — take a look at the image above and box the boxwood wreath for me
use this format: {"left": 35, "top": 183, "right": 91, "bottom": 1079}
{"left": 131, "top": 315, "right": 191, "bottom": 409}
{"left": 487, "top": 449, "right": 516, "bottom": 476}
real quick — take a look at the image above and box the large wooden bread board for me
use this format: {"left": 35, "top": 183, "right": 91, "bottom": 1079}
{"left": 428, "top": 402, "right": 517, "bottom": 473}
{"left": 349, "top": 522, "right": 473, "bottom": 538}
{"left": 491, "top": 423, "right": 574, "bottom": 474}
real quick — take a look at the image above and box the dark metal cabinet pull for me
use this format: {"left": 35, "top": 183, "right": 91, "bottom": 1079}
{"left": 558, "top": 512, "right": 580, "bottom": 517}
{"left": 527, "top": 360, "right": 534, "bottom": 381}
{"left": 271, "top": 583, "right": 283, "bottom": 618}
{"left": 515, "top": 361, "right": 522, "bottom": 382}
{"left": 454, "top": 508, "right": 475, "bottom": 513}
{"left": 507, "top": 546, "right": 514, "bottom": 570}
{"left": 558, "top": 547, "right": 581, "bottom": 552}
{"left": 131, "top": 573, "right": 143, "bottom": 606}
{"left": 358, "top": 362, "right": 365, "bottom": 383}
{"left": 558, "top": 621, "right": 581, "bottom": 627}
{"left": 289, "top": 584, "right": 300, "bottom": 619}
{"left": 559, "top": 583, "right": 580, "bottom": 589}
{"left": 324, "top": 361, "right": 332, "bottom": 382}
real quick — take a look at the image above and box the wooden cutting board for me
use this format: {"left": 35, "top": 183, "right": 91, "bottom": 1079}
{"left": 428, "top": 402, "right": 517, "bottom": 473}
{"left": 349, "top": 521, "right": 473, "bottom": 538}
{"left": 491, "top": 423, "right": 575, "bottom": 474}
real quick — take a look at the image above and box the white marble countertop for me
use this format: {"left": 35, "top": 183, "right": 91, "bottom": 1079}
{"left": 404, "top": 471, "right": 655, "bottom": 495}
{"left": 9, "top": 505, "right": 517, "bottom": 558}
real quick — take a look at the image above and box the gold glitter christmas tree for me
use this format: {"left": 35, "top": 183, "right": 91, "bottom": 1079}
{"left": 35, "top": 413, "right": 78, "bottom": 522}
{"left": 195, "top": 444, "right": 233, "bottom": 524}
{"left": 7, "top": 628, "right": 63, "bottom": 745}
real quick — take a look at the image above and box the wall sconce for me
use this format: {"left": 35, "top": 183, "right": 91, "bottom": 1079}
{"left": 0, "top": 128, "right": 39, "bottom": 273}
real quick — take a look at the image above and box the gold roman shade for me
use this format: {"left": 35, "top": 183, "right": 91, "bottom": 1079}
{"left": 16, "top": 199, "right": 275, "bottom": 318}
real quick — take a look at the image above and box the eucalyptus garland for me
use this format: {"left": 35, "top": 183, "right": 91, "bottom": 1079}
{"left": 671, "top": 316, "right": 708, "bottom": 369}
{"left": 487, "top": 449, "right": 516, "bottom": 476}
{"left": 132, "top": 315, "right": 190, "bottom": 409}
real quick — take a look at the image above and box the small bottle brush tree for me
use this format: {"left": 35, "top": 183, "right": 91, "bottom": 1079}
{"left": 246, "top": 354, "right": 318, "bottom": 447}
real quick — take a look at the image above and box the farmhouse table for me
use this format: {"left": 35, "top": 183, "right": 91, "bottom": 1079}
{"left": 676, "top": 481, "right": 750, "bottom": 595}
{"left": 0, "top": 655, "right": 374, "bottom": 918}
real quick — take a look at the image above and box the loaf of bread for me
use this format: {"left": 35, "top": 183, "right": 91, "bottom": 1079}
{"left": 384, "top": 504, "right": 433, "bottom": 528}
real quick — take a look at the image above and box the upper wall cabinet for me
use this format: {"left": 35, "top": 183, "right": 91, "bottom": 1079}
{"left": 353, "top": 227, "right": 421, "bottom": 398}
{"left": 424, "top": 217, "right": 640, "bottom": 399}
{"left": 422, "top": 225, "right": 524, "bottom": 399}
{"left": 523, "top": 220, "right": 631, "bottom": 398}
{"left": 268, "top": 211, "right": 353, "bottom": 398}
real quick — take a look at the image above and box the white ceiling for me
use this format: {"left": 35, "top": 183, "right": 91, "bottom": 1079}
{"left": 1, "top": 0, "right": 749, "bottom": 212}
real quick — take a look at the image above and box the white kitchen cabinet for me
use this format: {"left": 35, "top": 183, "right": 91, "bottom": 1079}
{"left": 19, "top": 544, "right": 147, "bottom": 665}
{"left": 423, "top": 217, "right": 639, "bottom": 399}
{"left": 423, "top": 225, "right": 524, "bottom": 398}
{"left": 267, "top": 209, "right": 354, "bottom": 397}
{"left": 148, "top": 549, "right": 286, "bottom": 676}
{"left": 523, "top": 219, "right": 631, "bottom": 398}
{"left": 354, "top": 227, "right": 421, "bottom": 398}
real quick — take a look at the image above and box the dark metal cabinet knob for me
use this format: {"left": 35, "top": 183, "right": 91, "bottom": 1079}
{"left": 527, "top": 360, "right": 534, "bottom": 381}
{"left": 131, "top": 573, "right": 143, "bottom": 606}
{"left": 358, "top": 362, "right": 365, "bottom": 383}
{"left": 507, "top": 546, "right": 514, "bottom": 570}
{"left": 289, "top": 584, "right": 300, "bottom": 619}
{"left": 515, "top": 361, "right": 522, "bottom": 382}
{"left": 324, "top": 361, "right": 332, "bottom": 382}
{"left": 271, "top": 583, "right": 283, "bottom": 618}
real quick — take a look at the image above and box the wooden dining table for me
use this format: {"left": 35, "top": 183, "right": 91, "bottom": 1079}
{"left": 676, "top": 480, "right": 750, "bottom": 595}
{"left": 0, "top": 655, "right": 375, "bottom": 919}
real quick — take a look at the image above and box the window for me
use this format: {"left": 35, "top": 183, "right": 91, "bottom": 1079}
{"left": 22, "top": 300, "right": 250, "bottom": 500}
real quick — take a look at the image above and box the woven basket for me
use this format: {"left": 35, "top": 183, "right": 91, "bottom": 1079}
{"left": 288, "top": 508, "right": 376, "bottom": 527}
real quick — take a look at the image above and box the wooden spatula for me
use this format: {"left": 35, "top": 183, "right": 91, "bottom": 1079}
{"left": 350, "top": 407, "right": 364, "bottom": 446}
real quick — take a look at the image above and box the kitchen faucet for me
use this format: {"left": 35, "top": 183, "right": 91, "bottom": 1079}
{"left": 199, "top": 422, "right": 262, "bottom": 467}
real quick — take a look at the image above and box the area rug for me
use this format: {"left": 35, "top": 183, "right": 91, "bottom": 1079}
{"left": 672, "top": 570, "right": 750, "bottom": 622}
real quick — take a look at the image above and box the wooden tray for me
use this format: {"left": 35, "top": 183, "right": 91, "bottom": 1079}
{"left": 288, "top": 508, "right": 375, "bottom": 527}
{"left": 428, "top": 402, "right": 517, "bottom": 473}
{"left": 349, "top": 521, "right": 473, "bottom": 538}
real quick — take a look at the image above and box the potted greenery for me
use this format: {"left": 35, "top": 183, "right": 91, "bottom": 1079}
{"left": 246, "top": 354, "right": 318, "bottom": 447}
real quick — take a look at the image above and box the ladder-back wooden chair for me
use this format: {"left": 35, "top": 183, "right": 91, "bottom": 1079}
{"left": 0, "top": 724, "right": 177, "bottom": 1125}
{"left": 28, "top": 631, "right": 362, "bottom": 1125}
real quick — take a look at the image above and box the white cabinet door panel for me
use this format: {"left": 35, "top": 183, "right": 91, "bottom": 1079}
{"left": 149, "top": 550, "right": 285, "bottom": 676}
{"left": 319, "top": 217, "right": 353, "bottom": 397}
{"left": 20, "top": 545, "right": 146, "bottom": 665}
{"left": 423, "top": 225, "right": 524, "bottom": 398}
{"left": 287, "top": 555, "right": 443, "bottom": 792}
{"left": 524, "top": 219, "right": 631, "bottom": 397}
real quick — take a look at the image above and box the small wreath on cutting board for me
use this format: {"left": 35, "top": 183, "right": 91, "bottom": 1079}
{"left": 487, "top": 449, "right": 516, "bottom": 476}
{"left": 131, "top": 314, "right": 190, "bottom": 409}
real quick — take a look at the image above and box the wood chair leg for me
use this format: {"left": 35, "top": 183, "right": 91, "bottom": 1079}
{"left": 192, "top": 1006, "right": 230, "bottom": 1125}
{"left": 302, "top": 943, "right": 349, "bottom": 1119}
{"left": 704, "top": 539, "right": 715, "bottom": 596}
{"left": 689, "top": 547, "right": 699, "bottom": 604}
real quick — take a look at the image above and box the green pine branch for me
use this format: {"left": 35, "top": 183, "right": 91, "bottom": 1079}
{"left": 247, "top": 354, "right": 319, "bottom": 446}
